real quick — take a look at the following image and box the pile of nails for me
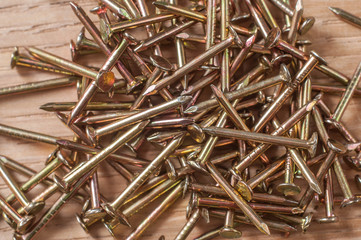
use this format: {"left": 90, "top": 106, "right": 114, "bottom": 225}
{"left": 2, "top": 0, "right": 361, "bottom": 239}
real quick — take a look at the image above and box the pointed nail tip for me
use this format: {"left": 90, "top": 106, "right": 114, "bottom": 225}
{"left": 142, "top": 85, "right": 156, "bottom": 96}
{"left": 261, "top": 223, "right": 271, "bottom": 235}
{"left": 69, "top": 1, "right": 78, "bottom": 9}
{"left": 312, "top": 183, "right": 322, "bottom": 194}
{"left": 328, "top": 6, "right": 337, "bottom": 12}
{"left": 183, "top": 107, "right": 196, "bottom": 114}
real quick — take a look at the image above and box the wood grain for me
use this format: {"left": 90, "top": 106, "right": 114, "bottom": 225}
{"left": 0, "top": 0, "right": 361, "bottom": 239}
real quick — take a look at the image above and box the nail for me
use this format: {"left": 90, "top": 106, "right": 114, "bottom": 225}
{"left": 143, "top": 29, "right": 243, "bottom": 96}
{"left": 27, "top": 47, "right": 115, "bottom": 92}
{"left": 70, "top": 40, "right": 99, "bottom": 61}
{"left": 56, "top": 139, "right": 149, "bottom": 167}
{"left": 276, "top": 153, "right": 301, "bottom": 196}
{"left": 54, "top": 121, "right": 148, "bottom": 191}
{"left": 329, "top": 7, "right": 361, "bottom": 29}
{"left": 107, "top": 13, "right": 175, "bottom": 35}
{"left": 271, "top": 117, "right": 321, "bottom": 194}
{"left": 312, "top": 84, "right": 361, "bottom": 96}
{"left": 203, "top": 126, "right": 318, "bottom": 153}
{"left": 231, "top": 93, "right": 322, "bottom": 173}
{"left": 0, "top": 123, "right": 60, "bottom": 145}
{"left": 10, "top": 47, "right": 74, "bottom": 75}
{"left": 252, "top": 51, "right": 325, "bottom": 132}
{"left": 220, "top": 0, "right": 230, "bottom": 91}
{"left": 67, "top": 36, "right": 130, "bottom": 124}
{"left": 230, "top": 35, "right": 256, "bottom": 77}
{"left": 132, "top": 55, "right": 174, "bottom": 110}
{"left": 133, "top": 20, "right": 197, "bottom": 53}
{"left": 0, "top": 76, "right": 79, "bottom": 97}
{"left": 40, "top": 101, "right": 132, "bottom": 112}
{"left": 333, "top": 157, "right": 360, "bottom": 207}
{"left": 76, "top": 110, "right": 139, "bottom": 124}
{"left": 316, "top": 169, "right": 339, "bottom": 223}
{"left": 125, "top": 182, "right": 184, "bottom": 240}
{"left": 0, "top": 194, "right": 35, "bottom": 234}
{"left": 205, "top": 161, "right": 270, "bottom": 235}
{"left": 197, "top": 197, "right": 303, "bottom": 215}
{"left": 210, "top": 210, "right": 297, "bottom": 233}
{"left": 84, "top": 171, "right": 104, "bottom": 220}
{"left": 15, "top": 167, "right": 95, "bottom": 240}
{"left": 101, "top": 134, "right": 185, "bottom": 222}
{"left": 189, "top": 183, "right": 298, "bottom": 206}
{"left": 90, "top": 96, "right": 191, "bottom": 139}
{"left": 327, "top": 62, "right": 361, "bottom": 122}
{"left": 185, "top": 70, "right": 288, "bottom": 114}
{"left": 219, "top": 177, "right": 242, "bottom": 239}
{"left": 265, "top": 28, "right": 308, "bottom": 61}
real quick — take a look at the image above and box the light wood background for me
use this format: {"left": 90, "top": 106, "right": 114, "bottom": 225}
{"left": 1, "top": 0, "right": 361, "bottom": 239}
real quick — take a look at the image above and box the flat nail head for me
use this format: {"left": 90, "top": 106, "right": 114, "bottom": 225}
{"left": 53, "top": 174, "right": 68, "bottom": 192}
{"left": 10, "top": 47, "right": 20, "bottom": 69}
{"left": 276, "top": 183, "right": 301, "bottom": 196}
{"left": 309, "top": 51, "right": 327, "bottom": 66}
{"left": 24, "top": 201, "right": 45, "bottom": 215}
{"left": 235, "top": 180, "right": 253, "bottom": 201}
{"left": 187, "top": 124, "right": 205, "bottom": 143}
{"left": 16, "top": 215, "right": 35, "bottom": 235}
{"left": 308, "top": 132, "right": 319, "bottom": 157}
{"left": 150, "top": 55, "right": 173, "bottom": 71}
{"left": 264, "top": 28, "right": 281, "bottom": 49}
{"left": 219, "top": 227, "right": 242, "bottom": 238}
{"left": 96, "top": 71, "right": 115, "bottom": 92}
{"left": 316, "top": 216, "right": 339, "bottom": 223}
{"left": 299, "top": 17, "right": 315, "bottom": 35}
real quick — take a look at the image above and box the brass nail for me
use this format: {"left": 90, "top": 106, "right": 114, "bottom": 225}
{"left": 54, "top": 121, "right": 149, "bottom": 191}
{"left": 329, "top": 7, "right": 361, "bottom": 29}
{"left": 101, "top": 134, "right": 185, "bottom": 222}
{"left": 205, "top": 161, "right": 270, "bottom": 235}
{"left": 10, "top": 47, "right": 74, "bottom": 75}
{"left": 0, "top": 194, "right": 35, "bottom": 234}
{"left": 90, "top": 96, "right": 191, "bottom": 139}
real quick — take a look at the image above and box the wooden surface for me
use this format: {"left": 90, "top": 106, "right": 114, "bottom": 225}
{"left": 1, "top": 0, "right": 361, "bottom": 239}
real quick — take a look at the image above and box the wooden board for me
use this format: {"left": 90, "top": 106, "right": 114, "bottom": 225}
{"left": 0, "top": 0, "right": 361, "bottom": 239}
